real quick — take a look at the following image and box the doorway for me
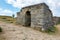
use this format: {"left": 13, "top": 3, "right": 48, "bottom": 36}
{"left": 25, "top": 11, "right": 31, "bottom": 26}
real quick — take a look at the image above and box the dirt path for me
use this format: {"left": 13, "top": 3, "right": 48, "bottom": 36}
{"left": 0, "top": 21, "right": 60, "bottom": 40}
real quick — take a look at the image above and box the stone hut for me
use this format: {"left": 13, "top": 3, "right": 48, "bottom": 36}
{"left": 16, "top": 3, "right": 53, "bottom": 31}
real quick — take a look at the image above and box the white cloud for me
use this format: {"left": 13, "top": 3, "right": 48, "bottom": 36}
{"left": 57, "top": 3, "right": 60, "bottom": 7}
{"left": 5, "top": 0, "right": 59, "bottom": 9}
{"left": 5, "top": 0, "right": 45, "bottom": 8}
{"left": 0, "top": 8, "right": 15, "bottom": 16}
{"left": 5, "top": 0, "right": 60, "bottom": 9}
{"left": 46, "top": 0, "right": 60, "bottom": 16}
{"left": 6, "top": 0, "right": 15, "bottom": 4}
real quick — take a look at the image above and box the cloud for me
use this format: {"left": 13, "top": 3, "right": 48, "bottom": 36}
{"left": 5, "top": 0, "right": 60, "bottom": 17}
{"left": 6, "top": 0, "right": 60, "bottom": 8}
{"left": 5, "top": 0, "right": 45, "bottom": 8}
{"left": 0, "top": 8, "right": 15, "bottom": 16}
{"left": 5, "top": 0, "right": 60, "bottom": 9}
{"left": 46, "top": 0, "right": 60, "bottom": 16}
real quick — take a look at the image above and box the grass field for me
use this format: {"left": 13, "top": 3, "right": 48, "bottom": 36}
{"left": 0, "top": 16, "right": 16, "bottom": 23}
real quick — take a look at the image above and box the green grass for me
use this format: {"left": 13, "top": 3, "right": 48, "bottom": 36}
{"left": 44, "top": 26, "right": 57, "bottom": 34}
{"left": 57, "top": 22, "right": 60, "bottom": 24}
{"left": 0, "top": 16, "right": 16, "bottom": 23}
{"left": 39, "top": 26, "right": 58, "bottom": 35}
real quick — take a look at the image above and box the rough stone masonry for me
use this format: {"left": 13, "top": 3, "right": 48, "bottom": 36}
{"left": 16, "top": 3, "right": 53, "bottom": 31}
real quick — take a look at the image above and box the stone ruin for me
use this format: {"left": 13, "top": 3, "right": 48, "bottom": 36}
{"left": 16, "top": 3, "right": 53, "bottom": 31}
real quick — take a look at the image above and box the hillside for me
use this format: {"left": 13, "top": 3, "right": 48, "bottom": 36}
{"left": 0, "top": 16, "right": 16, "bottom": 23}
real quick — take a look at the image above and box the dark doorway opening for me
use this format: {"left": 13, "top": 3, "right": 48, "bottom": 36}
{"left": 25, "top": 11, "right": 31, "bottom": 26}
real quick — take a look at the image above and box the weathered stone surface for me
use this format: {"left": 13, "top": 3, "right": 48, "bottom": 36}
{"left": 16, "top": 3, "right": 53, "bottom": 31}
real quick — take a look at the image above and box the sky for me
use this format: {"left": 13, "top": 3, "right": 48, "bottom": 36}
{"left": 0, "top": 0, "right": 60, "bottom": 17}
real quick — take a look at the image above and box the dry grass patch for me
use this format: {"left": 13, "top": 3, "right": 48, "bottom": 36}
{"left": 0, "top": 16, "right": 16, "bottom": 23}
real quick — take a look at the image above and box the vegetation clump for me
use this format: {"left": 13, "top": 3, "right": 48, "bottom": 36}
{"left": 0, "top": 27, "right": 2, "bottom": 32}
{"left": 45, "top": 26, "right": 57, "bottom": 34}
